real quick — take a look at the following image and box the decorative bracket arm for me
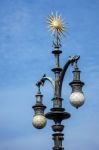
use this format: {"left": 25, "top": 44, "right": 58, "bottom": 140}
{"left": 59, "top": 55, "right": 80, "bottom": 96}
{"left": 36, "top": 74, "right": 55, "bottom": 90}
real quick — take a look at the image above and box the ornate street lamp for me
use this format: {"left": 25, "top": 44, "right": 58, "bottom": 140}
{"left": 32, "top": 13, "right": 85, "bottom": 150}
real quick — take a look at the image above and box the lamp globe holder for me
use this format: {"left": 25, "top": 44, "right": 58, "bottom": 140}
{"left": 69, "top": 61, "right": 85, "bottom": 108}
{"left": 32, "top": 87, "right": 47, "bottom": 129}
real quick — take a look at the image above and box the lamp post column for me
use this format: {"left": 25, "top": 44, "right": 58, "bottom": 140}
{"left": 50, "top": 43, "right": 70, "bottom": 150}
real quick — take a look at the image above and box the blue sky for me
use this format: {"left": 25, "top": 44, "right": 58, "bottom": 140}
{"left": 0, "top": 0, "right": 99, "bottom": 150}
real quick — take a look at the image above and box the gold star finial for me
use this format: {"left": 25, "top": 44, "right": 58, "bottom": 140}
{"left": 47, "top": 12, "right": 66, "bottom": 36}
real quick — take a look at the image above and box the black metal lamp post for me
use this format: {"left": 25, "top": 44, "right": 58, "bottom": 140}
{"left": 32, "top": 13, "right": 85, "bottom": 150}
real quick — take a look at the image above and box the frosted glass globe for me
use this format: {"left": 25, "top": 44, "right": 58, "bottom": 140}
{"left": 70, "top": 92, "right": 85, "bottom": 108}
{"left": 32, "top": 115, "right": 47, "bottom": 129}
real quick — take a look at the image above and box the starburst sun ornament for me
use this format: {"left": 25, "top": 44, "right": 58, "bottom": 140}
{"left": 47, "top": 12, "right": 67, "bottom": 36}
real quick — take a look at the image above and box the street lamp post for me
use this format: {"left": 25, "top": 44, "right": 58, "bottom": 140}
{"left": 32, "top": 13, "right": 85, "bottom": 150}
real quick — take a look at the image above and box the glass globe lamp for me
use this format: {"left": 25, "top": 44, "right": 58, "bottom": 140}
{"left": 32, "top": 115, "right": 47, "bottom": 129}
{"left": 69, "top": 91, "right": 85, "bottom": 108}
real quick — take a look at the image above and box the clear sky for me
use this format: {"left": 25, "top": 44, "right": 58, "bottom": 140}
{"left": 0, "top": 0, "right": 99, "bottom": 150}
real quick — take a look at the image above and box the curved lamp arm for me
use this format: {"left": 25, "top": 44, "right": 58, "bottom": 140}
{"left": 36, "top": 74, "right": 55, "bottom": 90}
{"left": 59, "top": 55, "right": 80, "bottom": 96}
